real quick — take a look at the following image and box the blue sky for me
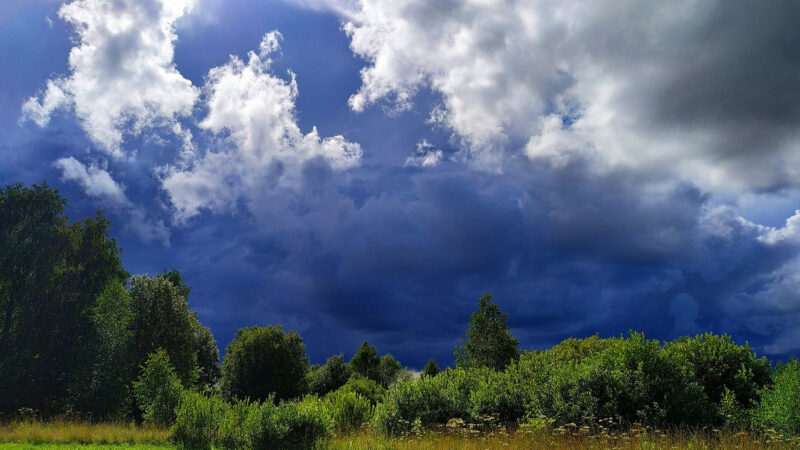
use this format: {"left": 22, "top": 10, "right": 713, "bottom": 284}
{"left": 4, "top": 0, "right": 800, "bottom": 368}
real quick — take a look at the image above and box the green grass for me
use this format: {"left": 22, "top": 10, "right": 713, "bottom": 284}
{"left": 3, "top": 421, "right": 800, "bottom": 449}
{"left": 0, "top": 445, "right": 173, "bottom": 449}
{"left": 0, "top": 421, "right": 171, "bottom": 447}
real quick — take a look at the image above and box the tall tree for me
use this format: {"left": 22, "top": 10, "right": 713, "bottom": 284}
{"left": 350, "top": 341, "right": 380, "bottom": 381}
{"left": 454, "top": 294, "right": 519, "bottom": 371}
{"left": 422, "top": 358, "right": 440, "bottom": 377}
{"left": 0, "top": 183, "right": 127, "bottom": 414}
{"left": 221, "top": 325, "right": 309, "bottom": 402}
{"left": 129, "top": 274, "right": 198, "bottom": 387}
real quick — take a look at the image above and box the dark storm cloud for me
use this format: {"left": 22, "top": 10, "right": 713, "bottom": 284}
{"left": 156, "top": 154, "right": 799, "bottom": 368}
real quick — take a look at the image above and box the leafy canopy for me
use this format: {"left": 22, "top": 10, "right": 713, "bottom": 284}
{"left": 454, "top": 294, "right": 519, "bottom": 371}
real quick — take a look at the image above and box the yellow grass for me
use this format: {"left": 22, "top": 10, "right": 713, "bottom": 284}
{"left": 331, "top": 426, "right": 800, "bottom": 449}
{"left": 0, "top": 420, "right": 171, "bottom": 446}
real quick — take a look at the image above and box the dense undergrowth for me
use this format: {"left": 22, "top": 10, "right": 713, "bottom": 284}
{"left": 154, "top": 333, "right": 799, "bottom": 449}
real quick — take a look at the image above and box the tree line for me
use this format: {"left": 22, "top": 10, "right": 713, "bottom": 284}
{"left": 3, "top": 183, "right": 800, "bottom": 448}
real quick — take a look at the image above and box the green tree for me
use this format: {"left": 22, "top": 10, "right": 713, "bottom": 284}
{"left": 350, "top": 341, "right": 380, "bottom": 381}
{"left": 133, "top": 350, "right": 184, "bottom": 426}
{"left": 753, "top": 358, "right": 800, "bottom": 435}
{"left": 129, "top": 273, "right": 199, "bottom": 387}
{"left": 309, "top": 354, "right": 351, "bottom": 396}
{"left": 422, "top": 359, "right": 440, "bottom": 377}
{"left": 193, "top": 322, "right": 221, "bottom": 390}
{"left": 454, "top": 294, "right": 519, "bottom": 371}
{"left": 221, "top": 325, "right": 309, "bottom": 402}
{"left": 80, "top": 280, "right": 135, "bottom": 417}
{"left": 0, "top": 183, "right": 127, "bottom": 415}
{"left": 377, "top": 354, "right": 403, "bottom": 387}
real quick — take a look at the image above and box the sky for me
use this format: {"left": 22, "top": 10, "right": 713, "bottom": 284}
{"left": 3, "top": 0, "right": 800, "bottom": 369}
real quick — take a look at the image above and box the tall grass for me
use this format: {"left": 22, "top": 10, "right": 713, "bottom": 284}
{"left": 331, "top": 426, "right": 800, "bottom": 449}
{"left": 0, "top": 419, "right": 171, "bottom": 446}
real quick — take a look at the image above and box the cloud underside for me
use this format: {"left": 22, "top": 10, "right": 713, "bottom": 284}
{"left": 335, "top": 0, "right": 800, "bottom": 189}
{"left": 17, "top": 0, "right": 800, "bottom": 360}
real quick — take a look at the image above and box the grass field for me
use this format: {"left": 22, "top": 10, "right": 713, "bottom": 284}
{"left": 2, "top": 421, "right": 799, "bottom": 449}
{"left": 0, "top": 420, "right": 171, "bottom": 447}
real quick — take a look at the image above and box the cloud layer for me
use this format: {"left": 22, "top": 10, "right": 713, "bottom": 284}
{"left": 336, "top": 0, "right": 800, "bottom": 189}
{"left": 10, "top": 0, "right": 800, "bottom": 367}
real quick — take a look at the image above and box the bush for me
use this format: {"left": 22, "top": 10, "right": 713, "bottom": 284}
{"left": 753, "top": 359, "right": 800, "bottom": 435}
{"left": 275, "top": 396, "right": 334, "bottom": 448}
{"left": 470, "top": 369, "right": 527, "bottom": 425}
{"left": 524, "top": 333, "right": 714, "bottom": 428}
{"left": 372, "top": 368, "right": 489, "bottom": 436}
{"left": 133, "top": 350, "right": 184, "bottom": 426}
{"left": 665, "top": 333, "right": 771, "bottom": 422}
{"left": 242, "top": 395, "right": 333, "bottom": 449}
{"left": 172, "top": 390, "right": 229, "bottom": 449}
{"left": 324, "top": 389, "right": 372, "bottom": 432}
{"left": 338, "top": 377, "right": 386, "bottom": 405}
{"left": 217, "top": 398, "right": 258, "bottom": 449}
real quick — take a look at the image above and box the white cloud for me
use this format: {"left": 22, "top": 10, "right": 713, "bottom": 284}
{"left": 405, "top": 140, "right": 443, "bottom": 168}
{"left": 308, "top": 0, "right": 800, "bottom": 189}
{"left": 54, "top": 157, "right": 171, "bottom": 246}
{"left": 162, "top": 32, "right": 362, "bottom": 222}
{"left": 55, "top": 157, "right": 129, "bottom": 206}
{"left": 757, "top": 210, "right": 800, "bottom": 245}
{"left": 22, "top": 0, "right": 198, "bottom": 156}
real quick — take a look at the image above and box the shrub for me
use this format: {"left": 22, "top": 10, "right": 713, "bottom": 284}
{"left": 242, "top": 395, "right": 333, "bottom": 449}
{"left": 217, "top": 398, "right": 258, "bottom": 449}
{"left": 276, "top": 396, "right": 334, "bottom": 448}
{"left": 324, "top": 389, "right": 372, "bottom": 432}
{"left": 470, "top": 369, "right": 527, "bottom": 425}
{"left": 665, "top": 333, "right": 771, "bottom": 422}
{"left": 172, "top": 390, "right": 229, "bottom": 449}
{"left": 133, "top": 350, "right": 184, "bottom": 426}
{"left": 753, "top": 359, "right": 800, "bottom": 435}
{"left": 372, "top": 368, "right": 489, "bottom": 436}
{"left": 338, "top": 377, "right": 386, "bottom": 405}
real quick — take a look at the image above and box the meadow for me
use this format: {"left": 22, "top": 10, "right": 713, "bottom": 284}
{"left": 1, "top": 421, "right": 799, "bottom": 449}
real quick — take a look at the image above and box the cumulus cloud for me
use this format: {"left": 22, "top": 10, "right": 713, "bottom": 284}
{"left": 405, "top": 140, "right": 443, "bottom": 168}
{"left": 54, "top": 157, "right": 170, "bottom": 246}
{"left": 306, "top": 0, "right": 800, "bottom": 188}
{"left": 162, "top": 32, "right": 362, "bottom": 222}
{"left": 22, "top": 0, "right": 198, "bottom": 156}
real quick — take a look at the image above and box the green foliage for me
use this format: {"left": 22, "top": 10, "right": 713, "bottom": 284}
{"left": 217, "top": 398, "right": 258, "bottom": 449}
{"left": 308, "top": 354, "right": 351, "bottom": 396}
{"left": 193, "top": 322, "right": 221, "bottom": 390}
{"left": 221, "top": 325, "right": 310, "bottom": 403}
{"left": 753, "top": 358, "right": 800, "bottom": 435}
{"left": 422, "top": 359, "right": 440, "bottom": 377}
{"left": 377, "top": 354, "right": 403, "bottom": 387}
{"left": 454, "top": 294, "right": 519, "bottom": 371}
{"left": 82, "top": 280, "right": 135, "bottom": 418}
{"left": 242, "top": 395, "right": 332, "bottom": 449}
{"left": 665, "top": 333, "right": 771, "bottom": 420}
{"left": 525, "top": 332, "right": 714, "bottom": 427}
{"left": 372, "top": 368, "right": 490, "bottom": 436}
{"left": 172, "top": 390, "right": 229, "bottom": 450}
{"left": 0, "top": 183, "right": 127, "bottom": 415}
{"left": 133, "top": 350, "right": 184, "bottom": 426}
{"left": 129, "top": 274, "right": 199, "bottom": 388}
{"left": 338, "top": 376, "right": 386, "bottom": 406}
{"left": 350, "top": 341, "right": 380, "bottom": 381}
{"left": 470, "top": 369, "right": 527, "bottom": 425}
{"left": 324, "top": 389, "right": 372, "bottom": 432}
